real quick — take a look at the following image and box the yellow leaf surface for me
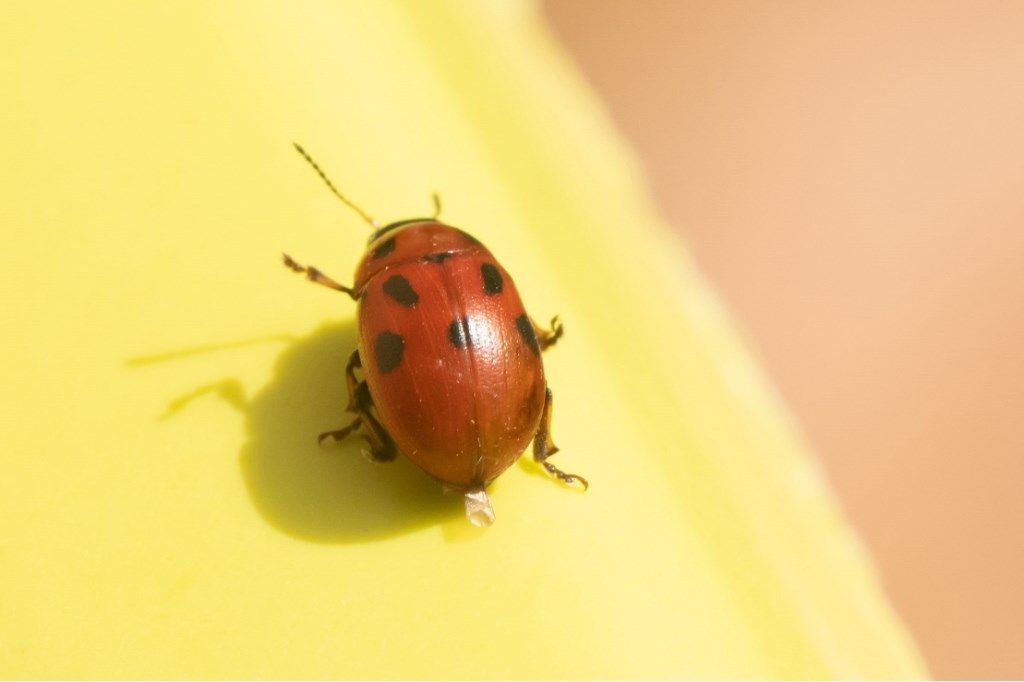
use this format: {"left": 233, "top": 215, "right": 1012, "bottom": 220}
{"left": 0, "top": 1, "right": 926, "bottom": 677}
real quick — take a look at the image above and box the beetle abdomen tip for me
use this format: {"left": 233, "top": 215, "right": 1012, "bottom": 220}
{"left": 463, "top": 488, "right": 495, "bottom": 527}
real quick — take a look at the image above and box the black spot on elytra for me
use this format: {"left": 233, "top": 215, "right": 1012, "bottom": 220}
{"left": 374, "top": 331, "right": 405, "bottom": 373}
{"left": 371, "top": 237, "right": 396, "bottom": 259}
{"left": 382, "top": 274, "right": 419, "bottom": 307}
{"left": 515, "top": 314, "right": 540, "bottom": 356}
{"left": 422, "top": 251, "right": 454, "bottom": 264}
{"left": 448, "top": 316, "right": 471, "bottom": 349}
{"left": 481, "top": 263, "right": 503, "bottom": 295}
{"left": 457, "top": 229, "right": 482, "bottom": 246}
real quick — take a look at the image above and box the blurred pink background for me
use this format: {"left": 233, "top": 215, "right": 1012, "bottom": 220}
{"left": 545, "top": 1, "right": 1024, "bottom": 678}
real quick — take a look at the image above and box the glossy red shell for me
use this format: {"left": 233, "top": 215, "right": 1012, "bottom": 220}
{"left": 353, "top": 221, "right": 545, "bottom": 489}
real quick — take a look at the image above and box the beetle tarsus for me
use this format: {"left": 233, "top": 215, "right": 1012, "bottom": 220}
{"left": 533, "top": 315, "right": 564, "bottom": 352}
{"left": 541, "top": 461, "right": 589, "bottom": 490}
{"left": 318, "top": 418, "right": 362, "bottom": 446}
{"left": 282, "top": 252, "right": 359, "bottom": 299}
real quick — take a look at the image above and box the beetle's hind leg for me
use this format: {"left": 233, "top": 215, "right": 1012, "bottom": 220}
{"left": 532, "top": 386, "right": 588, "bottom": 490}
{"left": 318, "top": 417, "right": 363, "bottom": 445}
{"left": 531, "top": 315, "right": 564, "bottom": 352}
{"left": 318, "top": 350, "right": 397, "bottom": 462}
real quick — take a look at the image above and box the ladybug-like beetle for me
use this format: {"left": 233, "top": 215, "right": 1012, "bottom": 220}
{"left": 284, "top": 144, "right": 586, "bottom": 525}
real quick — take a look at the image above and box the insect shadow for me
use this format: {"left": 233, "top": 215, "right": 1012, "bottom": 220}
{"left": 240, "top": 319, "right": 460, "bottom": 542}
{"left": 159, "top": 320, "right": 461, "bottom": 543}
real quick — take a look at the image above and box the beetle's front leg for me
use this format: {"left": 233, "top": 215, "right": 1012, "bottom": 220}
{"left": 283, "top": 253, "right": 359, "bottom": 300}
{"left": 531, "top": 315, "right": 564, "bottom": 352}
{"left": 318, "top": 350, "right": 397, "bottom": 462}
{"left": 532, "top": 386, "right": 587, "bottom": 490}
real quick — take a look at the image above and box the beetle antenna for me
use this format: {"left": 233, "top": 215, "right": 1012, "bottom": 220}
{"left": 293, "top": 142, "right": 377, "bottom": 228}
{"left": 431, "top": 192, "right": 442, "bottom": 219}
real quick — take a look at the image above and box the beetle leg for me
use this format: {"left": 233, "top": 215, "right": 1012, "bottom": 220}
{"left": 282, "top": 253, "right": 359, "bottom": 300}
{"left": 355, "top": 408, "right": 399, "bottom": 462}
{"left": 318, "top": 417, "right": 362, "bottom": 446}
{"left": 318, "top": 349, "right": 398, "bottom": 462}
{"left": 531, "top": 315, "right": 564, "bottom": 352}
{"left": 532, "top": 386, "right": 588, "bottom": 490}
{"left": 344, "top": 349, "right": 369, "bottom": 412}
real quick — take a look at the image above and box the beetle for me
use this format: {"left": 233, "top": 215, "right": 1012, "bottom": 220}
{"left": 284, "top": 144, "right": 586, "bottom": 525}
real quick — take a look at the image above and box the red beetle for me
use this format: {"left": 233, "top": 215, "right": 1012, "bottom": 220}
{"left": 284, "top": 144, "right": 586, "bottom": 525}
